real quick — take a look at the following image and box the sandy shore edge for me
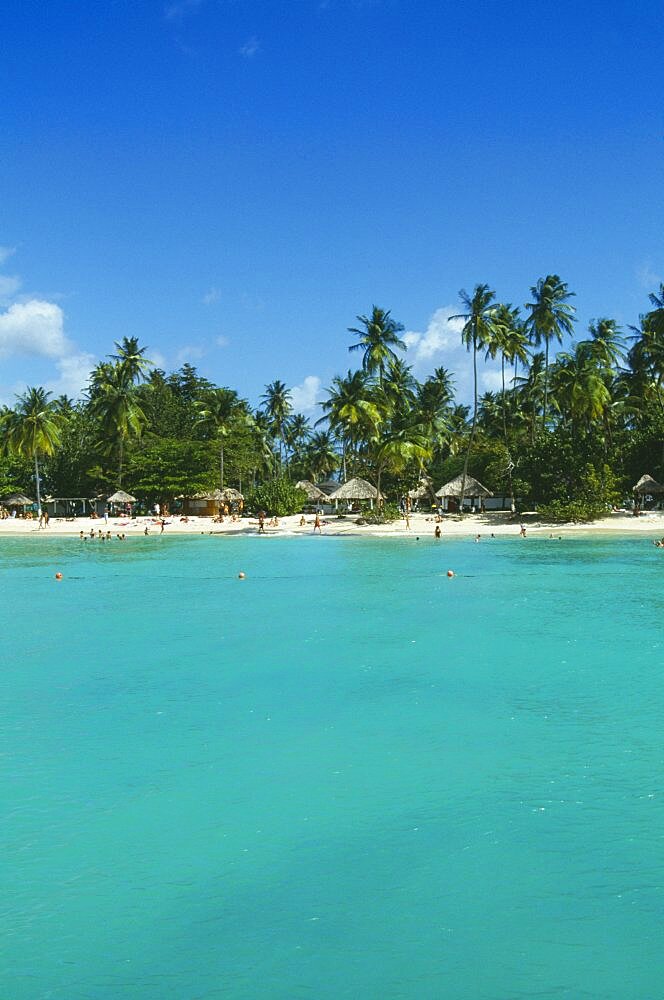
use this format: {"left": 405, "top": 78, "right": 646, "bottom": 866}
{"left": 1, "top": 511, "right": 663, "bottom": 539}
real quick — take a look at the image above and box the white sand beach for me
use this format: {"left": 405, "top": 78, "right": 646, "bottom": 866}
{"left": 2, "top": 510, "right": 664, "bottom": 539}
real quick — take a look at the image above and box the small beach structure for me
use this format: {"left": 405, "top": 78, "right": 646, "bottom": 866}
{"left": 43, "top": 496, "right": 91, "bottom": 517}
{"left": 0, "top": 492, "right": 36, "bottom": 512}
{"left": 408, "top": 476, "right": 435, "bottom": 506}
{"left": 296, "top": 480, "right": 328, "bottom": 503}
{"left": 181, "top": 488, "right": 244, "bottom": 517}
{"left": 633, "top": 474, "right": 664, "bottom": 510}
{"left": 104, "top": 490, "right": 137, "bottom": 516}
{"left": 328, "top": 477, "right": 380, "bottom": 510}
{"left": 436, "top": 474, "right": 493, "bottom": 513}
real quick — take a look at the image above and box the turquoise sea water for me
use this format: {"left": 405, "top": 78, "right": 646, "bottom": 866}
{"left": 2, "top": 532, "right": 663, "bottom": 999}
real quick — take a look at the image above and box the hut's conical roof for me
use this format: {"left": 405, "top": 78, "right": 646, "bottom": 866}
{"left": 435, "top": 475, "right": 493, "bottom": 498}
{"left": 219, "top": 487, "right": 244, "bottom": 501}
{"left": 633, "top": 474, "right": 664, "bottom": 494}
{"left": 0, "top": 493, "right": 35, "bottom": 505}
{"left": 107, "top": 490, "right": 137, "bottom": 503}
{"left": 296, "top": 480, "right": 328, "bottom": 501}
{"left": 328, "top": 477, "right": 379, "bottom": 500}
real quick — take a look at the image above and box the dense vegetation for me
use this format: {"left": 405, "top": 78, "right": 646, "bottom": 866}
{"left": 1, "top": 276, "right": 663, "bottom": 521}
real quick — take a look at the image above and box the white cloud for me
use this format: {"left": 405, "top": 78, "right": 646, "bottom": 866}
{"left": 150, "top": 349, "right": 167, "bottom": 370}
{"left": 480, "top": 369, "right": 505, "bottom": 393}
{"left": 215, "top": 335, "right": 230, "bottom": 348}
{"left": 0, "top": 275, "right": 21, "bottom": 302}
{"left": 403, "top": 305, "right": 465, "bottom": 364}
{"left": 404, "top": 304, "right": 502, "bottom": 403}
{"left": 164, "top": 0, "right": 202, "bottom": 21}
{"left": 290, "top": 375, "right": 322, "bottom": 415}
{"left": 0, "top": 246, "right": 16, "bottom": 266}
{"left": 0, "top": 299, "right": 70, "bottom": 359}
{"left": 175, "top": 344, "right": 205, "bottom": 364}
{"left": 202, "top": 287, "right": 220, "bottom": 305}
{"left": 636, "top": 261, "right": 662, "bottom": 291}
{"left": 48, "top": 352, "right": 96, "bottom": 398}
{"left": 239, "top": 36, "right": 260, "bottom": 57}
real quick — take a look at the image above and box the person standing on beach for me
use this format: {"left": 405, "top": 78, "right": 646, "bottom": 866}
{"left": 313, "top": 512, "right": 322, "bottom": 534}
{"left": 520, "top": 523, "right": 527, "bottom": 538}
{"left": 258, "top": 511, "right": 266, "bottom": 534}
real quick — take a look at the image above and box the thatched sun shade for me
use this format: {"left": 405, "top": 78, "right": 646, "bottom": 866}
{"left": 0, "top": 493, "right": 35, "bottom": 505}
{"left": 435, "top": 475, "right": 493, "bottom": 499}
{"left": 296, "top": 480, "right": 328, "bottom": 502}
{"left": 328, "top": 477, "right": 379, "bottom": 501}
{"left": 107, "top": 490, "right": 137, "bottom": 504}
{"left": 633, "top": 474, "right": 664, "bottom": 495}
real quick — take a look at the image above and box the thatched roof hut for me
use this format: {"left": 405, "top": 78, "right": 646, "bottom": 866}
{"left": 317, "top": 479, "right": 342, "bottom": 496}
{"left": 408, "top": 476, "right": 435, "bottom": 501}
{"left": 296, "top": 480, "right": 328, "bottom": 502}
{"left": 329, "top": 478, "right": 379, "bottom": 502}
{"left": 436, "top": 475, "right": 493, "bottom": 499}
{"left": 219, "top": 487, "right": 244, "bottom": 502}
{"left": 0, "top": 493, "right": 35, "bottom": 506}
{"left": 107, "top": 490, "right": 137, "bottom": 504}
{"left": 633, "top": 474, "right": 664, "bottom": 495}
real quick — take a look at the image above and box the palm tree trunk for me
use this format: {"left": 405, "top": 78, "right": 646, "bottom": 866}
{"left": 542, "top": 338, "right": 549, "bottom": 432}
{"left": 220, "top": 443, "right": 224, "bottom": 490}
{"left": 34, "top": 454, "right": 42, "bottom": 516}
{"left": 118, "top": 437, "right": 124, "bottom": 488}
{"left": 460, "top": 334, "right": 478, "bottom": 512}
{"left": 342, "top": 441, "right": 347, "bottom": 483}
{"left": 376, "top": 462, "right": 384, "bottom": 511}
{"left": 502, "top": 356, "right": 515, "bottom": 512}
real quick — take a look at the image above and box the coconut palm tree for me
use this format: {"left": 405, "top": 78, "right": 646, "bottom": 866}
{"left": 373, "top": 418, "right": 431, "bottom": 506}
{"left": 587, "top": 318, "right": 626, "bottom": 370}
{"left": 381, "top": 357, "right": 417, "bottom": 418}
{"left": 485, "top": 303, "right": 529, "bottom": 509}
{"left": 348, "top": 306, "right": 406, "bottom": 386}
{"left": 514, "top": 351, "right": 546, "bottom": 445}
{"left": 449, "top": 284, "right": 496, "bottom": 509}
{"left": 551, "top": 345, "right": 612, "bottom": 429}
{"left": 4, "top": 387, "right": 62, "bottom": 514}
{"left": 304, "top": 431, "right": 339, "bottom": 482}
{"left": 88, "top": 362, "right": 146, "bottom": 487}
{"left": 319, "top": 369, "right": 381, "bottom": 481}
{"left": 525, "top": 274, "right": 576, "bottom": 430}
{"left": 195, "top": 388, "right": 239, "bottom": 489}
{"left": 111, "top": 336, "right": 152, "bottom": 384}
{"left": 284, "top": 413, "right": 311, "bottom": 470}
{"left": 260, "top": 380, "right": 292, "bottom": 471}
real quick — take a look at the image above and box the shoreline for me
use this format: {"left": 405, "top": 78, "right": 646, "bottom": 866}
{"left": 1, "top": 510, "right": 663, "bottom": 540}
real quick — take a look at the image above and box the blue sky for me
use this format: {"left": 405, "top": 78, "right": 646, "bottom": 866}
{"left": 1, "top": 0, "right": 662, "bottom": 412}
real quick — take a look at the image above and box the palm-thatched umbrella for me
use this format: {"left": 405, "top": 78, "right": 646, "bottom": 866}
{"left": 436, "top": 474, "right": 493, "bottom": 512}
{"left": 107, "top": 490, "right": 137, "bottom": 504}
{"left": 219, "top": 487, "right": 244, "bottom": 502}
{"left": 633, "top": 473, "right": 664, "bottom": 511}
{"left": 328, "top": 477, "right": 380, "bottom": 510}
{"left": 296, "top": 480, "right": 328, "bottom": 502}
{"left": 1, "top": 492, "right": 35, "bottom": 507}
{"left": 633, "top": 474, "right": 664, "bottom": 495}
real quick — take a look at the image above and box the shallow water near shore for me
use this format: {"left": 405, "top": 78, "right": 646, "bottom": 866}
{"left": 2, "top": 533, "right": 663, "bottom": 999}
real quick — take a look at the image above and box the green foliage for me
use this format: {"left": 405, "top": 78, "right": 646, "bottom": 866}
{"left": 362, "top": 501, "right": 401, "bottom": 524}
{"left": 124, "top": 438, "right": 218, "bottom": 500}
{"left": 537, "top": 464, "right": 620, "bottom": 522}
{"left": 246, "top": 477, "right": 307, "bottom": 516}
